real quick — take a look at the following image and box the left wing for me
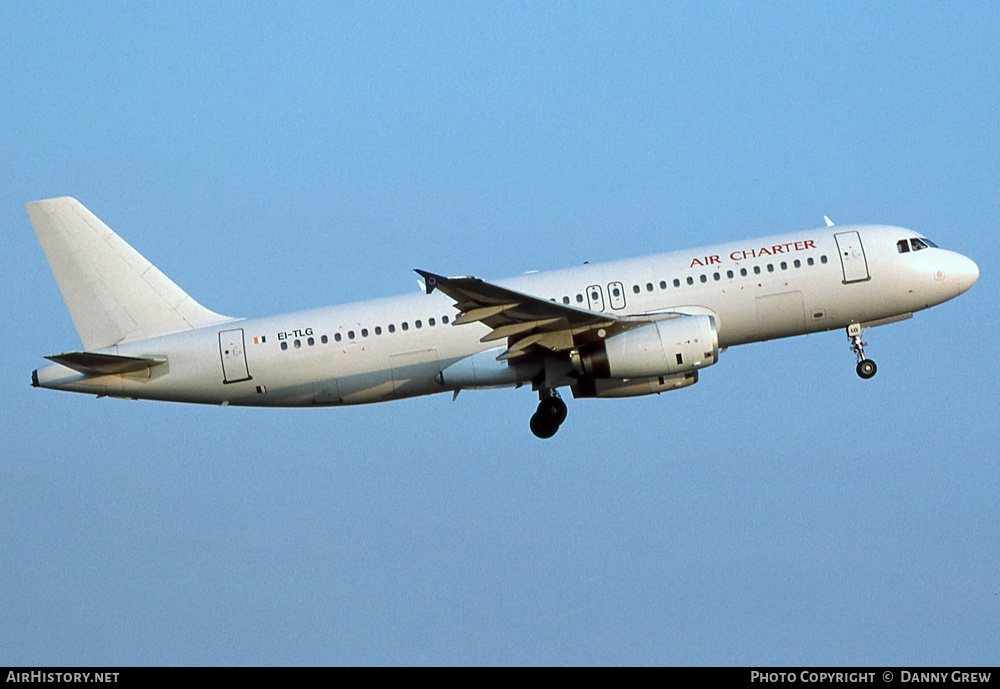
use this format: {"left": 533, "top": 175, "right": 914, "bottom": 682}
{"left": 415, "top": 270, "right": 652, "bottom": 360}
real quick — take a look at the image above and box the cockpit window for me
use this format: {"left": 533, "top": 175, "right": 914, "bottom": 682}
{"left": 900, "top": 237, "right": 939, "bottom": 253}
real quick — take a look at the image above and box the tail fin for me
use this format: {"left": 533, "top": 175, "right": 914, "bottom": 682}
{"left": 26, "top": 197, "right": 234, "bottom": 350}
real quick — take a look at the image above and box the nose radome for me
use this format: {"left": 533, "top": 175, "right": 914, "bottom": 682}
{"left": 948, "top": 253, "right": 979, "bottom": 295}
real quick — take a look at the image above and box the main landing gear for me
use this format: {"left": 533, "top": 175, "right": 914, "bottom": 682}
{"left": 530, "top": 390, "right": 568, "bottom": 439}
{"left": 848, "top": 323, "right": 877, "bottom": 379}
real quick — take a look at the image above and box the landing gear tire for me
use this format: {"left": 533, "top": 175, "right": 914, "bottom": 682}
{"left": 530, "top": 412, "right": 559, "bottom": 439}
{"left": 530, "top": 391, "right": 567, "bottom": 438}
{"left": 847, "top": 324, "right": 878, "bottom": 380}
{"left": 538, "top": 396, "right": 568, "bottom": 426}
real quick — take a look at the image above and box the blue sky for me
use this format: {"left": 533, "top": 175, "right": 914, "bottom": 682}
{"left": 1, "top": 2, "right": 997, "bottom": 665}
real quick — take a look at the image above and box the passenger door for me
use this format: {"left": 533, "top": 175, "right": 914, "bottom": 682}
{"left": 219, "top": 328, "right": 252, "bottom": 384}
{"left": 834, "top": 231, "right": 870, "bottom": 283}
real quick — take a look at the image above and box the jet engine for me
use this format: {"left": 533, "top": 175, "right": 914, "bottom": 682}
{"left": 572, "top": 314, "right": 719, "bottom": 380}
{"left": 437, "top": 347, "right": 540, "bottom": 389}
{"left": 571, "top": 371, "right": 699, "bottom": 398}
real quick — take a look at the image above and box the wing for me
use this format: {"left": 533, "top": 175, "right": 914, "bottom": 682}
{"left": 415, "top": 269, "right": 651, "bottom": 361}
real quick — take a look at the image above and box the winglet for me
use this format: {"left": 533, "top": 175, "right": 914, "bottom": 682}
{"left": 414, "top": 269, "right": 447, "bottom": 294}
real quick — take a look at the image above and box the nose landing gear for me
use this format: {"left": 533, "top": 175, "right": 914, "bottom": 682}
{"left": 530, "top": 390, "right": 567, "bottom": 439}
{"left": 848, "top": 324, "right": 877, "bottom": 379}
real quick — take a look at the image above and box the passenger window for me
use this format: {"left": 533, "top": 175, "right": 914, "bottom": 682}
{"left": 402, "top": 322, "right": 409, "bottom": 331}
{"left": 673, "top": 279, "right": 681, "bottom": 287}
{"left": 686, "top": 277, "right": 694, "bottom": 285}
{"left": 429, "top": 318, "right": 436, "bottom": 326}
{"left": 897, "top": 239, "right": 910, "bottom": 254}
{"left": 281, "top": 341, "right": 288, "bottom": 351}
{"left": 294, "top": 339, "right": 301, "bottom": 348}
{"left": 321, "top": 335, "right": 328, "bottom": 344}
{"left": 646, "top": 283, "right": 653, "bottom": 292}
{"left": 388, "top": 324, "right": 396, "bottom": 333}
{"left": 794, "top": 260, "right": 801, "bottom": 268}
{"left": 700, "top": 275, "right": 707, "bottom": 283}
{"left": 713, "top": 272, "right": 720, "bottom": 281}
{"left": 375, "top": 326, "right": 382, "bottom": 335}
{"left": 576, "top": 294, "right": 584, "bottom": 303}
{"left": 335, "top": 333, "right": 342, "bottom": 342}
{"left": 821, "top": 256, "right": 828, "bottom": 264}
{"left": 726, "top": 270, "right": 734, "bottom": 279}
{"left": 780, "top": 262, "right": 787, "bottom": 270}
{"left": 415, "top": 320, "right": 422, "bottom": 329}
{"left": 442, "top": 316, "right": 449, "bottom": 324}
{"left": 754, "top": 266, "right": 761, "bottom": 275}
{"left": 348, "top": 330, "right": 355, "bottom": 340}
{"left": 740, "top": 268, "right": 748, "bottom": 277}
{"left": 307, "top": 336, "right": 315, "bottom": 346}
{"left": 767, "top": 264, "right": 774, "bottom": 272}
{"left": 807, "top": 257, "right": 815, "bottom": 266}
{"left": 562, "top": 296, "right": 570, "bottom": 304}
{"left": 659, "top": 280, "right": 667, "bottom": 289}
{"left": 361, "top": 329, "right": 368, "bottom": 337}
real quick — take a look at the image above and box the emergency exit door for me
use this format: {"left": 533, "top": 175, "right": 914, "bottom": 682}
{"left": 586, "top": 284, "right": 605, "bottom": 312}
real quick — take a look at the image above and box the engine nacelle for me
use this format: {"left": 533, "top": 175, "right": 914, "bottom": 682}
{"left": 571, "top": 371, "right": 698, "bottom": 399}
{"left": 574, "top": 314, "right": 719, "bottom": 379}
{"left": 437, "top": 347, "right": 540, "bottom": 389}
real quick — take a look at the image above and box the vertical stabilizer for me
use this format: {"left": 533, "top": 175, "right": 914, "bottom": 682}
{"left": 26, "top": 197, "right": 234, "bottom": 350}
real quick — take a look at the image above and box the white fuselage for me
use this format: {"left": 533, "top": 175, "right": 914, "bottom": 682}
{"left": 33, "top": 224, "right": 978, "bottom": 407}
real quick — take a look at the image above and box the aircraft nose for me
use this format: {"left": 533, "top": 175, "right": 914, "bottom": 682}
{"left": 953, "top": 253, "right": 979, "bottom": 294}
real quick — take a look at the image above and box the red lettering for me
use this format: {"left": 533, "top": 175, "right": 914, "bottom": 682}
{"left": 804, "top": 240, "right": 816, "bottom": 249}
{"left": 730, "top": 250, "right": 744, "bottom": 261}
{"left": 758, "top": 247, "right": 771, "bottom": 256}
{"left": 771, "top": 245, "right": 785, "bottom": 254}
{"left": 690, "top": 258, "right": 704, "bottom": 267}
{"left": 708, "top": 255, "right": 721, "bottom": 265}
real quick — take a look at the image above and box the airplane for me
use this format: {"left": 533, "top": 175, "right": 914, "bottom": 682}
{"left": 27, "top": 197, "right": 978, "bottom": 438}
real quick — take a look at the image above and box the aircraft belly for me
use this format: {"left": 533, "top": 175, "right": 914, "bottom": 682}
{"left": 710, "top": 293, "right": 757, "bottom": 347}
{"left": 336, "top": 369, "right": 395, "bottom": 404}
{"left": 754, "top": 291, "right": 806, "bottom": 341}
{"left": 390, "top": 349, "right": 442, "bottom": 398}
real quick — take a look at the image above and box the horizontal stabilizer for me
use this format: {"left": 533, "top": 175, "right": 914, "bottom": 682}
{"left": 46, "top": 351, "right": 167, "bottom": 375}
